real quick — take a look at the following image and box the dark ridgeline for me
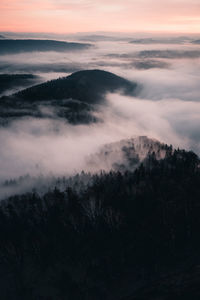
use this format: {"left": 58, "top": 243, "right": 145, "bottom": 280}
{"left": 0, "top": 145, "right": 200, "bottom": 299}
{"left": 0, "top": 70, "right": 138, "bottom": 125}
{"left": 14, "top": 69, "right": 137, "bottom": 103}
{"left": 0, "top": 39, "right": 91, "bottom": 54}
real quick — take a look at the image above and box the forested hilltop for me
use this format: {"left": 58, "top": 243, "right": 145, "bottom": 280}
{"left": 0, "top": 70, "right": 138, "bottom": 125}
{"left": 0, "top": 146, "right": 200, "bottom": 299}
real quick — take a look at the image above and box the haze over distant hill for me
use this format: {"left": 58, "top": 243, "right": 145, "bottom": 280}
{"left": 0, "top": 136, "right": 170, "bottom": 199}
{"left": 78, "top": 34, "right": 131, "bottom": 42}
{"left": 129, "top": 37, "right": 189, "bottom": 44}
{"left": 0, "top": 39, "right": 91, "bottom": 54}
{"left": 0, "top": 74, "right": 41, "bottom": 96}
{"left": 87, "top": 136, "right": 169, "bottom": 172}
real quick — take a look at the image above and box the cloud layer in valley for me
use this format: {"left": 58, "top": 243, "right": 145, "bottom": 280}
{"left": 0, "top": 92, "right": 200, "bottom": 181}
{"left": 0, "top": 36, "right": 200, "bottom": 198}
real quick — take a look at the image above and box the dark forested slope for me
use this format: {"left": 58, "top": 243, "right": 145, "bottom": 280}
{"left": 0, "top": 147, "right": 200, "bottom": 299}
{"left": 14, "top": 69, "right": 137, "bottom": 103}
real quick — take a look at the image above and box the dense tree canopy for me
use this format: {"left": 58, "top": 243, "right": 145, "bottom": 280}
{"left": 0, "top": 149, "right": 200, "bottom": 299}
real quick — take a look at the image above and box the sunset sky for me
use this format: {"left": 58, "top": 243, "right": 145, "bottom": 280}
{"left": 1, "top": 0, "right": 200, "bottom": 33}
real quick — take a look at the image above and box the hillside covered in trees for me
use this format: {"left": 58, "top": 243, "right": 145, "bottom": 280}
{"left": 0, "top": 146, "right": 200, "bottom": 299}
{"left": 0, "top": 70, "right": 138, "bottom": 125}
{"left": 13, "top": 69, "right": 137, "bottom": 103}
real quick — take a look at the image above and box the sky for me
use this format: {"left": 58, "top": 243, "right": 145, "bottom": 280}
{"left": 0, "top": 0, "right": 200, "bottom": 34}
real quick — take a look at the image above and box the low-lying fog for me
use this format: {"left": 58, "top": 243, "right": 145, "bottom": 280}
{"left": 0, "top": 32, "right": 200, "bottom": 198}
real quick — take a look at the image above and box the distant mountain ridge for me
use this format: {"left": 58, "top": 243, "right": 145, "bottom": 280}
{"left": 0, "top": 39, "right": 91, "bottom": 54}
{"left": 130, "top": 37, "right": 188, "bottom": 44}
{"left": 192, "top": 39, "right": 200, "bottom": 44}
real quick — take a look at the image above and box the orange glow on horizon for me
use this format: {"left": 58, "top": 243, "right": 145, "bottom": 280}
{"left": 0, "top": 0, "right": 200, "bottom": 34}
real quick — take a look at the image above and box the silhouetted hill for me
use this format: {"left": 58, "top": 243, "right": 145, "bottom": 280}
{"left": 0, "top": 145, "right": 200, "bottom": 299}
{"left": 14, "top": 69, "right": 138, "bottom": 103}
{"left": 0, "top": 70, "right": 138, "bottom": 124}
{"left": 0, "top": 39, "right": 91, "bottom": 54}
{"left": 0, "top": 35, "right": 5, "bottom": 39}
{"left": 0, "top": 74, "right": 40, "bottom": 95}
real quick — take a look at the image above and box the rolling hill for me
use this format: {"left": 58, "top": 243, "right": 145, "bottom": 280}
{"left": 0, "top": 70, "right": 138, "bottom": 124}
{"left": 14, "top": 69, "right": 138, "bottom": 103}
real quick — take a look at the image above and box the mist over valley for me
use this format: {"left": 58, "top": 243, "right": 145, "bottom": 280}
{"left": 0, "top": 31, "right": 200, "bottom": 299}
